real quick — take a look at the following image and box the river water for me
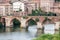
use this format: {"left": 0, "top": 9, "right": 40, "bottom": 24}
{"left": 0, "top": 25, "right": 38, "bottom": 40}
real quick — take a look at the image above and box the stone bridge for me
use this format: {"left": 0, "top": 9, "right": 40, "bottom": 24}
{"left": 2, "top": 16, "right": 60, "bottom": 32}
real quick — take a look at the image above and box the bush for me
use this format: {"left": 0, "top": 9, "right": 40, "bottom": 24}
{"left": 55, "top": 0, "right": 60, "bottom": 2}
{"left": 59, "top": 27, "right": 60, "bottom": 34}
{"left": 28, "top": 9, "right": 57, "bottom": 16}
{"left": 28, "top": 19, "right": 37, "bottom": 26}
{"left": 0, "top": 16, "right": 2, "bottom": 19}
{"left": 23, "top": 16, "right": 28, "bottom": 19}
{"left": 0, "top": 22, "right": 3, "bottom": 29}
{"left": 35, "top": 18, "right": 39, "bottom": 22}
{"left": 33, "top": 34, "right": 59, "bottom": 40}
{"left": 48, "top": 12, "right": 57, "bottom": 16}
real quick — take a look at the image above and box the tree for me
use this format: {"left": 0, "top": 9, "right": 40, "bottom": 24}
{"left": 0, "top": 16, "right": 1, "bottom": 19}
{"left": 59, "top": 27, "right": 60, "bottom": 34}
{"left": 33, "top": 34, "right": 59, "bottom": 40}
{"left": 35, "top": 18, "right": 39, "bottom": 22}
{"left": 0, "top": 22, "right": 4, "bottom": 32}
{"left": 55, "top": 0, "right": 60, "bottom": 2}
{"left": 29, "top": 9, "right": 41, "bottom": 16}
{"left": 28, "top": 8, "right": 57, "bottom": 16}
{"left": 23, "top": 16, "right": 28, "bottom": 19}
{"left": 28, "top": 19, "right": 37, "bottom": 26}
{"left": 0, "top": 22, "right": 3, "bottom": 29}
{"left": 48, "top": 12, "right": 57, "bottom": 16}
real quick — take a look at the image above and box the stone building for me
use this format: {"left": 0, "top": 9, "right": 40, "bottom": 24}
{"left": 40, "top": 0, "right": 60, "bottom": 15}
{"left": 10, "top": 0, "right": 40, "bottom": 14}
{"left": 0, "top": 0, "right": 13, "bottom": 16}
{"left": 0, "top": 0, "right": 60, "bottom": 16}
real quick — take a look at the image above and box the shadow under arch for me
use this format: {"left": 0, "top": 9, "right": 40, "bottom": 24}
{"left": 42, "top": 17, "right": 55, "bottom": 33}
{"left": 0, "top": 18, "right": 6, "bottom": 32}
{"left": 26, "top": 18, "right": 37, "bottom": 31}
{"left": 10, "top": 18, "right": 21, "bottom": 31}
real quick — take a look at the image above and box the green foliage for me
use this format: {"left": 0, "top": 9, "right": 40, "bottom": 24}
{"left": 35, "top": 18, "right": 39, "bottom": 22}
{"left": 55, "top": 0, "right": 60, "bottom": 2}
{"left": 28, "top": 19, "right": 37, "bottom": 26}
{"left": 33, "top": 34, "right": 59, "bottom": 40}
{"left": 0, "top": 16, "right": 1, "bottom": 19}
{"left": 23, "top": 16, "right": 28, "bottom": 19}
{"left": 43, "top": 17, "right": 51, "bottom": 24}
{"left": 59, "top": 27, "right": 60, "bottom": 34}
{"left": 28, "top": 9, "right": 57, "bottom": 16}
{"left": 0, "top": 22, "right": 4, "bottom": 32}
{"left": 48, "top": 12, "right": 57, "bottom": 16}
{"left": 0, "top": 22, "right": 3, "bottom": 29}
{"left": 12, "top": 18, "right": 21, "bottom": 29}
{"left": 13, "top": 18, "right": 20, "bottom": 25}
{"left": 29, "top": 9, "right": 40, "bottom": 16}
{"left": 0, "top": 16, "right": 2, "bottom": 22}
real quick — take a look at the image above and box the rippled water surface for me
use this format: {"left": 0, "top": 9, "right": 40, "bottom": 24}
{"left": 0, "top": 25, "right": 37, "bottom": 40}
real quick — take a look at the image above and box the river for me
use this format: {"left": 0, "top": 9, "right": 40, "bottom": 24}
{"left": 0, "top": 25, "right": 39, "bottom": 40}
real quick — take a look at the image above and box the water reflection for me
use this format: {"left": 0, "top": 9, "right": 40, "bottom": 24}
{"left": 0, "top": 25, "right": 41, "bottom": 40}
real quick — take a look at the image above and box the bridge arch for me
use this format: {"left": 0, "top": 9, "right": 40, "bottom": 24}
{"left": 42, "top": 17, "right": 55, "bottom": 24}
{"left": 26, "top": 18, "right": 36, "bottom": 24}
{"left": 10, "top": 17, "right": 21, "bottom": 23}
{"left": 42, "top": 17, "right": 55, "bottom": 33}
{"left": 25, "top": 18, "right": 37, "bottom": 30}
{"left": 10, "top": 18, "right": 21, "bottom": 31}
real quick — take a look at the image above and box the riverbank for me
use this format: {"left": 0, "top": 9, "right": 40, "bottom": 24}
{"left": 33, "top": 34, "right": 59, "bottom": 40}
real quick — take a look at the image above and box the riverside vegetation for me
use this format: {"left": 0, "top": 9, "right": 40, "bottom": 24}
{"left": 33, "top": 34, "right": 59, "bottom": 40}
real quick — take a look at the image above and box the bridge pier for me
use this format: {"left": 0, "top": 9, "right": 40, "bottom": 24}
{"left": 37, "top": 22, "right": 43, "bottom": 29}
{"left": 55, "top": 22, "right": 60, "bottom": 34}
{"left": 6, "top": 27, "right": 11, "bottom": 32}
{"left": 20, "top": 19, "right": 27, "bottom": 28}
{"left": 5, "top": 18, "right": 12, "bottom": 32}
{"left": 37, "top": 22, "right": 60, "bottom": 34}
{"left": 37, "top": 22, "right": 43, "bottom": 34}
{"left": 5, "top": 25, "right": 13, "bottom": 32}
{"left": 20, "top": 19, "right": 28, "bottom": 31}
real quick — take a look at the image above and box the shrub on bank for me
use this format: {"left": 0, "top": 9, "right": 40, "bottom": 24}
{"left": 33, "top": 34, "right": 59, "bottom": 40}
{"left": 35, "top": 18, "right": 39, "bottom": 22}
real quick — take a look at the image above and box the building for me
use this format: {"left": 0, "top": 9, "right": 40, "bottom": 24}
{"left": 10, "top": 0, "right": 40, "bottom": 14}
{"left": 13, "top": 1, "right": 25, "bottom": 12}
{"left": 40, "top": 0, "right": 60, "bottom": 15}
{"left": 13, "top": 1, "right": 27, "bottom": 16}
{"left": 0, "top": 0, "right": 60, "bottom": 16}
{"left": 21, "top": 0, "right": 40, "bottom": 14}
{"left": 0, "top": 0, "right": 13, "bottom": 16}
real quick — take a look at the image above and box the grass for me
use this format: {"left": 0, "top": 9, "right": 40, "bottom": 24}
{"left": 33, "top": 34, "right": 60, "bottom": 40}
